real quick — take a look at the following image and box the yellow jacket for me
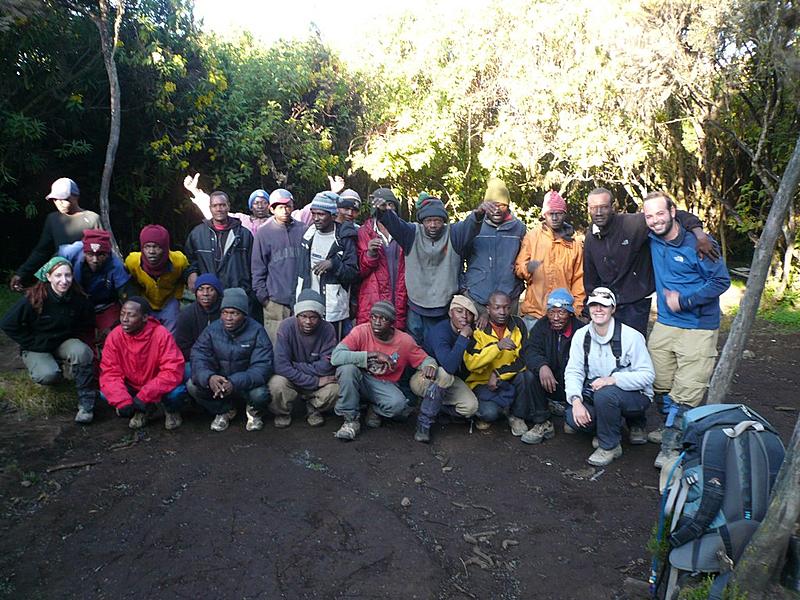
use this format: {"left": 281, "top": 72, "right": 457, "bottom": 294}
{"left": 515, "top": 223, "right": 584, "bottom": 319}
{"left": 124, "top": 251, "right": 188, "bottom": 310}
{"left": 463, "top": 316, "right": 528, "bottom": 388}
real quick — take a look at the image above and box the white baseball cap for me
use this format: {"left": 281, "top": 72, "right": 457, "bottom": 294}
{"left": 46, "top": 178, "right": 80, "bottom": 200}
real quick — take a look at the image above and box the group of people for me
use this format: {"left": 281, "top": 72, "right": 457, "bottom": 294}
{"left": 1, "top": 175, "right": 730, "bottom": 468}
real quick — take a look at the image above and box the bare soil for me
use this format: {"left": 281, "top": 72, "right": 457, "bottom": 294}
{"left": 0, "top": 323, "right": 797, "bottom": 600}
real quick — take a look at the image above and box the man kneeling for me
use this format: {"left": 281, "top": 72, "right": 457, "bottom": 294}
{"left": 331, "top": 301, "right": 451, "bottom": 441}
{"left": 189, "top": 288, "right": 273, "bottom": 432}
{"left": 100, "top": 297, "right": 186, "bottom": 429}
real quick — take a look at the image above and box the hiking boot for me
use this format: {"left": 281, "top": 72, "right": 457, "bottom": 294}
{"left": 210, "top": 409, "right": 237, "bottom": 432}
{"left": 474, "top": 419, "right": 491, "bottom": 431}
{"left": 414, "top": 423, "right": 431, "bottom": 444}
{"left": 246, "top": 405, "right": 263, "bottom": 431}
{"left": 307, "top": 410, "right": 325, "bottom": 427}
{"left": 365, "top": 406, "right": 382, "bottom": 429}
{"left": 335, "top": 419, "right": 360, "bottom": 441}
{"left": 592, "top": 436, "right": 600, "bottom": 449}
{"left": 128, "top": 411, "right": 147, "bottom": 430}
{"left": 654, "top": 426, "right": 682, "bottom": 469}
{"left": 647, "top": 428, "right": 663, "bottom": 444}
{"left": 521, "top": 421, "right": 555, "bottom": 445}
{"left": 587, "top": 445, "right": 623, "bottom": 467}
{"left": 654, "top": 447, "right": 681, "bottom": 469}
{"left": 548, "top": 400, "right": 567, "bottom": 417}
{"left": 563, "top": 423, "right": 577, "bottom": 434}
{"left": 273, "top": 414, "right": 291, "bottom": 428}
{"left": 629, "top": 426, "right": 647, "bottom": 445}
{"left": 508, "top": 415, "right": 528, "bottom": 437}
{"left": 74, "top": 407, "right": 94, "bottom": 424}
{"left": 164, "top": 411, "right": 182, "bottom": 430}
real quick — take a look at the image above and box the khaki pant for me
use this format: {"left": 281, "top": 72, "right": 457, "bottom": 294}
{"left": 268, "top": 374, "right": 339, "bottom": 416}
{"left": 647, "top": 321, "right": 719, "bottom": 407}
{"left": 409, "top": 370, "right": 478, "bottom": 418}
{"left": 262, "top": 300, "right": 291, "bottom": 346}
{"left": 22, "top": 338, "right": 94, "bottom": 385}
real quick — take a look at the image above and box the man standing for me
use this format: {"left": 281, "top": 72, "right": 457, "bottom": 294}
{"left": 374, "top": 194, "right": 488, "bottom": 344}
{"left": 463, "top": 291, "right": 535, "bottom": 434}
{"left": 336, "top": 189, "right": 362, "bottom": 226}
{"left": 100, "top": 297, "right": 186, "bottom": 430}
{"left": 184, "top": 173, "right": 272, "bottom": 236}
{"left": 643, "top": 192, "right": 731, "bottom": 468}
{"left": 516, "top": 288, "right": 584, "bottom": 444}
{"left": 331, "top": 301, "right": 451, "bottom": 441}
{"left": 515, "top": 190, "right": 584, "bottom": 330}
{"left": 11, "top": 177, "right": 101, "bottom": 291}
{"left": 295, "top": 191, "right": 359, "bottom": 339}
{"left": 252, "top": 189, "right": 308, "bottom": 344}
{"left": 268, "top": 290, "right": 339, "bottom": 428}
{"left": 564, "top": 287, "right": 655, "bottom": 466}
{"left": 583, "top": 187, "right": 715, "bottom": 336}
{"left": 189, "top": 288, "right": 274, "bottom": 432}
{"left": 461, "top": 178, "right": 526, "bottom": 315}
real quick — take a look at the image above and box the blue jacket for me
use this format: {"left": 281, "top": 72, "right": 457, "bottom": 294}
{"left": 423, "top": 318, "right": 472, "bottom": 377}
{"left": 649, "top": 226, "right": 730, "bottom": 330}
{"left": 460, "top": 215, "right": 526, "bottom": 305}
{"left": 58, "top": 241, "right": 130, "bottom": 310}
{"left": 191, "top": 317, "right": 273, "bottom": 391}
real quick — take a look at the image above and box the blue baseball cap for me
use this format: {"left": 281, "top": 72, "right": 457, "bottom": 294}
{"left": 546, "top": 288, "right": 575, "bottom": 313}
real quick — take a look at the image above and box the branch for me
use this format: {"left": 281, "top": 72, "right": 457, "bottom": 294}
{"left": 704, "top": 118, "right": 779, "bottom": 196}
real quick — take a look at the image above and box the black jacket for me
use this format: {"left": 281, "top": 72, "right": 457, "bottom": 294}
{"left": 185, "top": 218, "right": 254, "bottom": 292}
{"left": 523, "top": 315, "right": 583, "bottom": 382}
{"left": 1, "top": 287, "right": 95, "bottom": 353}
{"left": 175, "top": 300, "right": 221, "bottom": 360}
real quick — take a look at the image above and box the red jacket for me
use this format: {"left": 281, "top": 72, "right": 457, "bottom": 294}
{"left": 100, "top": 317, "right": 185, "bottom": 407}
{"left": 357, "top": 218, "right": 408, "bottom": 329}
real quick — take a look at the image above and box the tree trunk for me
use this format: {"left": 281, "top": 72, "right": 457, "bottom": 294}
{"left": 732, "top": 412, "right": 800, "bottom": 598}
{"left": 707, "top": 133, "right": 800, "bottom": 404}
{"left": 776, "top": 203, "right": 797, "bottom": 299}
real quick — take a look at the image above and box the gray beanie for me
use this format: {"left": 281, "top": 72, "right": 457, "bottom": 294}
{"left": 370, "top": 301, "right": 397, "bottom": 322}
{"left": 221, "top": 288, "right": 249, "bottom": 315}
{"left": 416, "top": 197, "right": 448, "bottom": 222}
{"left": 294, "top": 289, "right": 325, "bottom": 317}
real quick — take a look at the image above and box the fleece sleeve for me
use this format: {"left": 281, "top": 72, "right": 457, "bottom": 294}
{"left": 99, "top": 332, "right": 134, "bottom": 408}
{"left": 377, "top": 208, "right": 417, "bottom": 254}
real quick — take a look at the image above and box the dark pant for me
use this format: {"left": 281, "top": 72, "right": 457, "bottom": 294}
{"left": 186, "top": 379, "right": 270, "bottom": 415}
{"left": 512, "top": 370, "right": 558, "bottom": 424}
{"left": 475, "top": 371, "right": 534, "bottom": 422}
{"left": 565, "top": 384, "right": 650, "bottom": 449}
{"left": 407, "top": 310, "right": 447, "bottom": 346}
{"left": 104, "top": 383, "right": 186, "bottom": 415}
{"left": 614, "top": 297, "right": 651, "bottom": 338}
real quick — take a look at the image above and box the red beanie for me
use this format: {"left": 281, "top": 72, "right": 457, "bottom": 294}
{"left": 82, "top": 229, "right": 111, "bottom": 254}
{"left": 542, "top": 191, "right": 567, "bottom": 215}
{"left": 139, "top": 224, "right": 170, "bottom": 250}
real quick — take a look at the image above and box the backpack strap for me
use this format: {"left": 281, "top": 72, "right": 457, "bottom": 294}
{"left": 583, "top": 330, "right": 591, "bottom": 375}
{"left": 669, "top": 429, "right": 729, "bottom": 548}
{"left": 582, "top": 320, "right": 623, "bottom": 374}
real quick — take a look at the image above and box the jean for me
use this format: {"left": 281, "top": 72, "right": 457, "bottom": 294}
{"left": 474, "top": 371, "right": 533, "bottom": 422}
{"left": 334, "top": 364, "right": 409, "bottom": 421}
{"left": 511, "top": 370, "right": 553, "bottom": 424}
{"left": 186, "top": 379, "right": 270, "bottom": 415}
{"left": 614, "top": 297, "right": 651, "bottom": 338}
{"left": 564, "top": 384, "right": 651, "bottom": 449}
{"left": 151, "top": 297, "right": 181, "bottom": 335}
{"left": 101, "top": 382, "right": 187, "bottom": 414}
{"left": 406, "top": 310, "right": 447, "bottom": 346}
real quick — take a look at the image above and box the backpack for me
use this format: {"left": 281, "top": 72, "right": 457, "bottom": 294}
{"left": 650, "top": 403, "right": 785, "bottom": 600}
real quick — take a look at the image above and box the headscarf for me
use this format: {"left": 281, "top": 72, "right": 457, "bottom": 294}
{"left": 34, "top": 256, "right": 71, "bottom": 282}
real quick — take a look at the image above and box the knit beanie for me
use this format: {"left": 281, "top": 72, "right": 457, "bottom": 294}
{"left": 370, "top": 301, "right": 397, "bottom": 322}
{"left": 416, "top": 192, "right": 433, "bottom": 211}
{"left": 416, "top": 198, "right": 448, "bottom": 222}
{"left": 542, "top": 191, "right": 567, "bottom": 215}
{"left": 546, "top": 288, "right": 575, "bottom": 313}
{"left": 370, "top": 188, "right": 399, "bottom": 210}
{"left": 195, "top": 273, "right": 223, "bottom": 296}
{"left": 484, "top": 178, "right": 511, "bottom": 205}
{"left": 221, "top": 288, "right": 249, "bottom": 314}
{"left": 82, "top": 229, "right": 111, "bottom": 254}
{"left": 449, "top": 294, "right": 479, "bottom": 319}
{"left": 269, "top": 188, "right": 294, "bottom": 206}
{"left": 248, "top": 189, "right": 268, "bottom": 209}
{"left": 338, "top": 189, "right": 361, "bottom": 210}
{"left": 139, "top": 224, "right": 170, "bottom": 251}
{"left": 310, "top": 191, "right": 339, "bottom": 214}
{"left": 294, "top": 289, "right": 325, "bottom": 317}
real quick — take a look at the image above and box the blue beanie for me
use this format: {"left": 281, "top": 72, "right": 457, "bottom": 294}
{"left": 195, "top": 273, "right": 223, "bottom": 296}
{"left": 248, "top": 189, "right": 268, "bottom": 209}
{"left": 416, "top": 197, "right": 448, "bottom": 222}
{"left": 310, "top": 191, "right": 339, "bottom": 214}
{"left": 546, "top": 288, "right": 575, "bottom": 313}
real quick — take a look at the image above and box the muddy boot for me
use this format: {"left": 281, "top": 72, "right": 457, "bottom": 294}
{"left": 654, "top": 426, "right": 682, "bottom": 469}
{"left": 73, "top": 363, "right": 97, "bottom": 424}
{"left": 414, "top": 423, "right": 431, "bottom": 443}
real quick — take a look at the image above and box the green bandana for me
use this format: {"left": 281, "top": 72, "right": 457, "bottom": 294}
{"left": 34, "top": 256, "right": 71, "bottom": 282}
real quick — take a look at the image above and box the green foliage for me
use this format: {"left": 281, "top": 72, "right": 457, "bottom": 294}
{"left": 676, "top": 575, "right": 746, "bottom": 600}
{"left": 0, "top": 371, "right": 75, "bottom": 417}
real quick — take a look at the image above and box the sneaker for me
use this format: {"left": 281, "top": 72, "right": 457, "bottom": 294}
{"left": 306, "top": 410, "right": 325, "bottom": 427}
{"left": 414, "top": 423, "right": 431, "bottom": 443}
{"left": 474, "top": 419, "right": 492, "bottom": 431}
{"left": 246, "top": 405, "right": 264, "bottom": 431}
{"left": 211, "top": 409, "right": 237, "bottom": 432}
{"left": 128, "top": 411, "right": 147, "bottom": 430}
{"left": 563, "top": 423, "right": 577, "bottom": 434}
{"left": 365, "top": 406, "right": 382, "bottom": 429}
{"left": 521, "top": 421, "right": 555, "bottom": 445}
{"left": 647, "top": 428, "right": 663, "bottom": 444}
{"left": 164, "top": 411, "right": 182, "bottom": 430}
{"left": 335, "top": 419, "right": 360, "bottom": 441}
{"left": 592, "top": 436, "right": 600, "bottom": 449}
{"left": 654, "top": 447, "right": 680, "bottom": 470}
{"left": 587, "top": 445, "right": 623, "bottom": 467}
{"left": 508, "top": 415, "right": 528, "bottom": 437}
{"left": 273, "top": 414, "right": 291, "bottom": 428}
{"left": 74, "top": 407, "right": 94, "bottom": 424}
{"left": 548, "top": 400, "right": 567, "bottom": 417}
{"left": 629, "top": 426, "right": 647, "bottom": 445}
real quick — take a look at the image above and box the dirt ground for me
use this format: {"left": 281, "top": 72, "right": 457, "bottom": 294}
{"left": 0, "top": 322, "right": 797, "bottom": 600}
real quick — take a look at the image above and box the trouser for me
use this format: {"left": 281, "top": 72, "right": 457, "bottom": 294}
{"left": 410, "top": 370, "right": 476, "bottom": 428}
{"left": 473, "top": 371, "right": 533, "bottom": 422}
{"left": 564, "top": 384, "right": 650, "bottom": 450}
{"left": 22, "top": 338, "right": 97, "bottom": 411}
{"left": 267, "top": 375, "right": 339, "bottom": 416}
{"left": 406, "top": 310, "right": 447, "bottom": 346}
{"left": 152, "top": 297, "right": 180, "bottom": 334}
{"left": 330, "top": 319, "right": 350, "bottom": 341}
{"left": 334, "top": 364, "right": 417, "bottom": 421}
{"left": 104, "top": 383, "right": 187, "bottom": 416}
{"left": 511, "top": 370, "right": 557, "bottom": 424}
{"left": 647, "top": 321, "right": 719, "bottom": 408}
{"left": 614, "top": 296, "right": 651, "bottom": 338}
{"left": 186, "top": 379, "right": 270, "bottom": 415}
{"left": 263, "top": 300, "right": 291, "bottom": 346}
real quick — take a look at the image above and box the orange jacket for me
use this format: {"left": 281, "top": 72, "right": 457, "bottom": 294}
{"left": 515, "top": 224, "right": 585, "bottom": 319}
